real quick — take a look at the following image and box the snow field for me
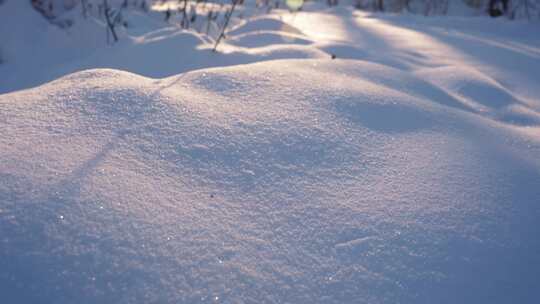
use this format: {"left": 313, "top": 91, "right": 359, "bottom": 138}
{"left": 1, "top": 1, "right": 540, "bottom": 303}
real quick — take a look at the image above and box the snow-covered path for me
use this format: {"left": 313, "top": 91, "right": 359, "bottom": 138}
{"left": 285, "top": 9, "right": 465, "bottom": 67}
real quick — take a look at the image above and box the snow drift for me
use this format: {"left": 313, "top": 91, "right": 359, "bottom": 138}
{"left": 2, "top": 1, "right": 540, "bottom": 303}
{"left": 1, "top": 59, "right": 540, "bottom": 303}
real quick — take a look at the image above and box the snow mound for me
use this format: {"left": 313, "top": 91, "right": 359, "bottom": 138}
{"left": 228, "top": 31, "right": 313, "bottom": 48}
{"left": 1, "top": 59, "right": 540, "bottom": 303}
{"left": 0, "top": 24, "right": 326, "bottom": 94}
{"left": 228, "top": 16, "right": 305, "bottom": 36}
{"left": 0, "top": 3, "right": 327, "bottom": 94}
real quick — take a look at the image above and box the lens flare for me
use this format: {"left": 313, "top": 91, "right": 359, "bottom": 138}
{"left": 286, "top": 0, "right": 304, "bottom": 11}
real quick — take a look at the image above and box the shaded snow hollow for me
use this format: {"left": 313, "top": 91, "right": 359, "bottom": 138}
{"left": 1, "top": 59, "right": 540, "bottom": 303}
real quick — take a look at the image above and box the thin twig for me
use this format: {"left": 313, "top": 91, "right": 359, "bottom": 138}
{"left": 104, "top": 0, "right": 119, "bottom": 42}
{"left": 213, "top": 0, "right": 238, "bottom": 52}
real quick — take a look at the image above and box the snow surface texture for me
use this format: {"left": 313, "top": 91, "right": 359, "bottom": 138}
{"left": 3, "top": 61, "right": 540, "bottom": 303}
{"left": 2, "top": 1, "right": 540, "bottom": 304}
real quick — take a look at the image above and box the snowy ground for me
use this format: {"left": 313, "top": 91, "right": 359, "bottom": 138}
{"left": 1, "top": 1, "right": 540, "bottom": 303}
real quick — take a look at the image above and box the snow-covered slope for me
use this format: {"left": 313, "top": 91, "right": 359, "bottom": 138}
{"left": 2, "top": 59, "right": 540, "bottom": 303}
